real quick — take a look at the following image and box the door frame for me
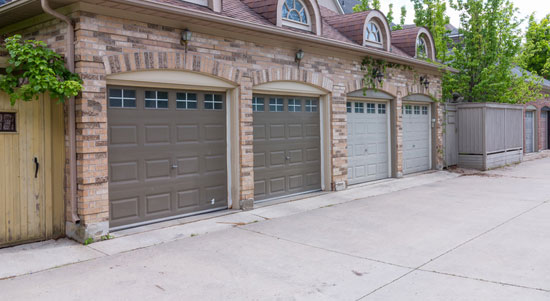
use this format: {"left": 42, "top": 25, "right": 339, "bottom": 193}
{"left": 106, "top": 70, "right": 240, "bottom": 230}
{"left": 346, "top": 97, "right": 393, "bottom": 182}
{"left": 252, "top": 81, "right": 331, "bottom": 196}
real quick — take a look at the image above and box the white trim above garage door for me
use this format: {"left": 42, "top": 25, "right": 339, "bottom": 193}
{"left": 107, "top": 70, "right": 236, "bottom": 91}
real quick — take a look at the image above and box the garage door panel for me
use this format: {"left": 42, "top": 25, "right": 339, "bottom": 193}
{"left": 289, "top": 175, "right": 304, "bottom": 189}
{"left": 177, "top": 189, "right": 200, "bottom": 209}
{"left": 110, "top": 126, "right": 138, "bottom": 145}
{"left": 253, "top": 95, "right": 321, "bottom": 201}
{"left": 176, "top": 125, "right": 199, "bottom": 142}
{"left": 110, "top": 197, "right": 139, "bottom": 220}
{"left": 270, "top": 124, "right": 285, "bottom": 139}
{"left": 144, "top": 126, "right": 170, "bottom": 144}
{"left": 145, "top": 193, "right": 172, "bottom": 215}
{"left": 347, "top": 101, "right": 390, "bottom": 185}
{"left": 108, "top": 87, "right": 227, "bottom": 228}
{"left": 110, "top": 162, "right": 139, "bottom": 183}
{"left": 270, "top": 177, "right": 286, "bottom": 193}
{"left": 402, "top": 104, "right": 431, "bottom": 175}
{"left": 145, "top": 159, "right": 171, "bottom": 180}
{"left": 176, "top": 157, "right": 199, "bottom": 175}
{"left": 270, "top": 151, "right": 286, "bottom": 167}
{"left": 288, "top": 124, "right": 303, "bottom": 137}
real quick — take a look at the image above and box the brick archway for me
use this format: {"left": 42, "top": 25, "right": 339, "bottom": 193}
{"left": 102, "top": 52, "right": 242, "bottom": 84}
{"left": 251, "top": 67, "right": 333, "bottom": 91}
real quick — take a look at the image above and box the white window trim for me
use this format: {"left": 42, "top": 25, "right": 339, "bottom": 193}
{"left": 281, "top": 0, "right": 312, "bottom": 31}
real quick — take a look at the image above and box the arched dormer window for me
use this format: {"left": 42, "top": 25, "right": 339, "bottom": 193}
{"left": 362, "top": 11, "right": 391, "bottom": 51}
{"left": 414, "top": 30, "right": 435, "bottom": 60}
{"left": 282, "top": 0, "right": 311, "bottom": 31}
{"left": 417, "top": 36, "right": 428, "bottom": 58}
{"left": 366, "top": 22, "right": 382, "bottom": 44}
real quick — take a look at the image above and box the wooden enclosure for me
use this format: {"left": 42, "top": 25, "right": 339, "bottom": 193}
{"left": 456, "top": 103, "right": 523, "bottom": 170}
{"left": 0, "top": 93, "right": 65, "bottom": 248}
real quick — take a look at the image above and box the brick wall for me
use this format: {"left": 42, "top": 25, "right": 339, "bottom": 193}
{"left": 525, "top": 96, "right": 550, "bottom": 152}
{"left": 7, "top": 8, "right": 444, "bottom": 238}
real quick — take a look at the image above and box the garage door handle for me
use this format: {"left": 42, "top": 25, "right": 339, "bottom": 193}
{"left": 285, "top": 156, "right": 291, "bottom": 160}
{"left": 171, "top": 164, "right": 178, "bottom": 169}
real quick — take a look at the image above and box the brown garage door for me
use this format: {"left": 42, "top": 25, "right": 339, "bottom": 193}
{"left": 108, "top": 86, "right": 227, "bottom": 229}
{"left": 253, "top": 95, "right": 321, "bottom": 202}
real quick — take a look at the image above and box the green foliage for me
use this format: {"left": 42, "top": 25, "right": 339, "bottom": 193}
{"left": 412, "top": 0, "right": 452, "bottom": 63}
{"left": 361, "top": 57, "right": 413, "bottom": 90}
{"left": 352, "top": 0, "right": 371, "bottom": 12}
{"left": 386, "top": 3, "right": 394, "bottom": 24}
{"left": 84, "top": 238, "right": 94, "bottom": 245}
{"left": 398, "top": 6, "right": 407, "bottom": 29}
{"left": 519, "top": 14, "right": 550, "bottom": 79}
{"left": 444, "top": 0, "right": 543, "bottom": 103}
{"left": 0, "top": 35, "right": 82, "bottom": 106}
{"left": 372, "top": 0, "right": 381, "bottom": 10}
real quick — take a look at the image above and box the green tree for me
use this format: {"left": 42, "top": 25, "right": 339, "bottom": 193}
{"left": 520, "top": 14, "right": 550, "bottom": 79}
{"left": 353, "top": 0, "right": 371, "bottom": 12}
{"left": 387, "top": 3, "right": 394, "bottom": 24}
{"left": 352, "top": 0, "right": 380, "bottom": 11}
{"left": 444, "top": 0, "right": 542, "bottom": 103}
{"left": 412, "top": 0, "right": 452, "bottom": 62}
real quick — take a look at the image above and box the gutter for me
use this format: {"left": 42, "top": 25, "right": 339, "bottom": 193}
{"left": 40, "top": 0, "right": 80, "bottom": 224}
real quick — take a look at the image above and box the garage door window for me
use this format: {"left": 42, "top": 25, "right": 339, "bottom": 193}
{"left": 269, "top": 98, "right": 284, "bottom": 112}
{"left": 347, "top": 102, "right": 352, "bottom": 113}
{"left": 366, "top": 103, "right": 376, "bottom": 114}
{"left": 253, "top": 97, "right": 265, "bottom": 112}
{"left": 414, "top": 106, "right": 421, "bottom": 115}
{"left": 306, "top": 99, "right": 318, "bottom": 112}
{"left": 404, "top": 105, "right": 412, "bottom": 115}
{"left": 378, "top": 103, "right": 386, "bottom": 114}
{"left": 145, "top": 91, "right": 169, "bottom": 109}
{"left": 109, "top": 88, "right": 136, "bottom": 108}
{"left": 288, "top": 98, "right": 302, "bottom": 112}
{"left": 204, "top": 94, "right": 223, "bottom": 110}
{"left": 176, "top": 92, "right": 198, "bottom": 110}
{"left": 354, "top": 102, "right": 364, "bottom": 113}
{"left": 422, "top": 106, "right": 428, "bottom": 115}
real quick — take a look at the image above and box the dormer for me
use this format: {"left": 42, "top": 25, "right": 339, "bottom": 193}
{"left": 324, "top": 10, "right": 392, "bottom": 51}
{"left": 183, "top": 0, "right": 222, "bottom": 13}
{"left": 392, "top": 26, "right": 436, "bottom": 60}
{"left": 242, "top": 0, "right": 322, "bottom": 35}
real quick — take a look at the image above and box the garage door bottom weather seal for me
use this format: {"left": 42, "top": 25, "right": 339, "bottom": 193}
{"left": 110, "top": 206, "right": 229, "bottom": 232}
{"left": 254, "top": 189, "right": 322, "bottom": 204}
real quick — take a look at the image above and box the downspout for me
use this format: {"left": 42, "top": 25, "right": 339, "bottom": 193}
{"left": 41, "top": 0, "right": 80, "bottom": 224}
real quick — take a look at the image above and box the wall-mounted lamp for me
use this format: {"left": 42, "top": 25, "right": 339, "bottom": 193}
{"left": 420, "top": 75, "right": 430, "bottom": 89}
{"left": 295, "top": 49, "right": 305, "bottom": 68}
{"left": 373, "top": 67, "right": 384, "bottom": 84}
{"left": 181, "top": 29, "right": 192, "bottom": 53}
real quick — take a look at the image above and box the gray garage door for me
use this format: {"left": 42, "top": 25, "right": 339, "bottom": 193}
{"left": 347, "top": 101, "right": 390, "bottom": 184}
{"left": 403, "top": 104, "right": 431, "bottom": 174}
{"left": 108, "top": 86, "right": 227, "bottom": 229}
{"left": 525, "top": 111, "right": 535, "bottom": 153}
{"left": 253, "top": 95, "right": 321, "bottom": 202}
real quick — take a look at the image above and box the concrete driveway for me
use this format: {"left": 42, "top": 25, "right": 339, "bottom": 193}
{"left": 2, "top": 158, "right": 550, "bottom": 300}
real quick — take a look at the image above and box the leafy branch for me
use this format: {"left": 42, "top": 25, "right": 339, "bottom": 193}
{"left": 0, "top": 35, "right": 82, "bottom": 105}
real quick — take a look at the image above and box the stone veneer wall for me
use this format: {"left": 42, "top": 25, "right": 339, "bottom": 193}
{"left": 7, "top": 9, "right": 444, "bottom": 239}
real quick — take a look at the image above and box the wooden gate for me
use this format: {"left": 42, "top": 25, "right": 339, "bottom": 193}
{"left": 0, "top": 93, "right": 65, "bottom": 248}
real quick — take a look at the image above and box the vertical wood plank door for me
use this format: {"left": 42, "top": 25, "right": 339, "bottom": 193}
{"left": 0, "top": 93, "right": 65, "bottom": 248}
